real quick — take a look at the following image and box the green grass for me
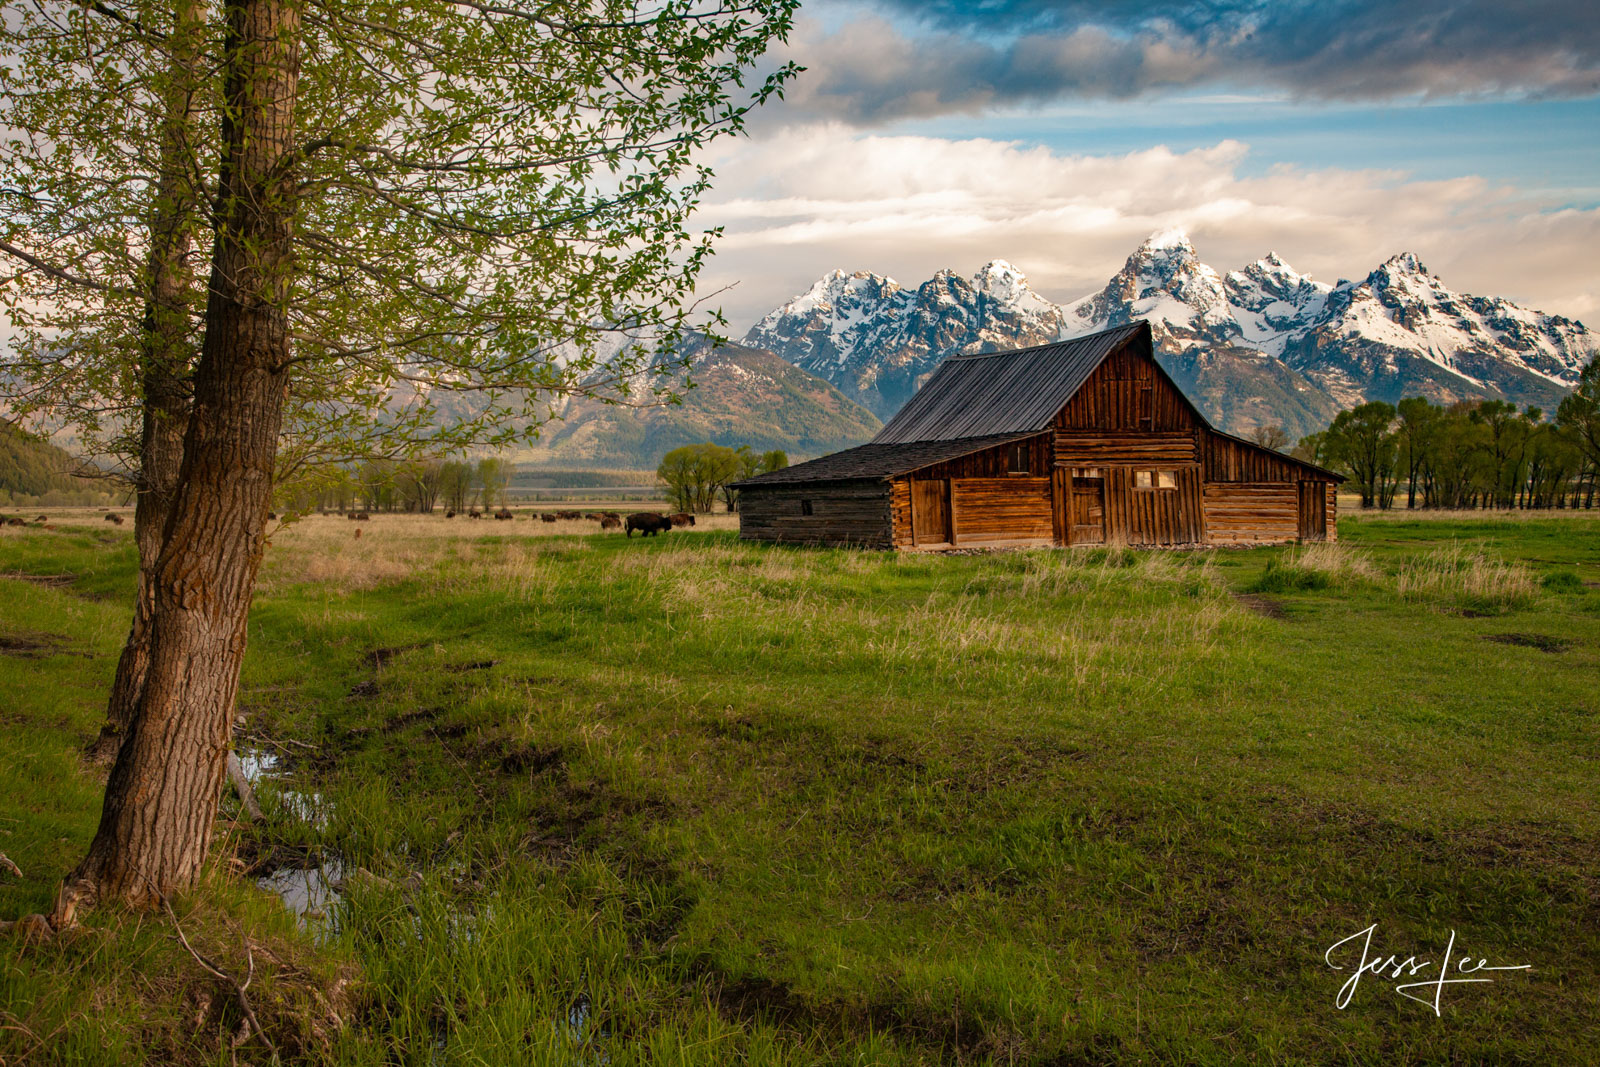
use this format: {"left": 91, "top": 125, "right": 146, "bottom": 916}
{"left": 4, "top": 513, "right": 1599, "bottom": 1064}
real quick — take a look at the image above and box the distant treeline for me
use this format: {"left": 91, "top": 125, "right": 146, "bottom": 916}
{"left": 1290, "top": 356, "right": 1600, "bottom": 510}
{"left": 512, "top": 468, "right": 657, "bottom": 489}
{"left": 0, "top": 420, "right": 118, "bottom": 507}
{"left": 276, "top": 457, "right": 514, "bottom": 515}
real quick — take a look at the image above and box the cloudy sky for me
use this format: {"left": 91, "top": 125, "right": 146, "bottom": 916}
{"left": 696, "top": 0, "right": 1600, "bottom": 331}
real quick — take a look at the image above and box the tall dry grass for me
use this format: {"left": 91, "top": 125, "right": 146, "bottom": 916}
{"left": 1395, "top": 541, "right": 1539, "bottom": 612}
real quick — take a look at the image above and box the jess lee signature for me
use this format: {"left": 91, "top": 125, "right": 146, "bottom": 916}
{"left": 1324, "top": 924, "right": 1532, "bottom": 1016}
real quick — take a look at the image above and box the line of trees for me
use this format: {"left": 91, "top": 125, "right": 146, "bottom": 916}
{"left": 1294, "top": 356, "right": 1600, "bottom": 510}
{"left": 657, "top": 442, "right": 787, "bottom": 513}
{"left": 274, "top": 457, "right": 516, "bottom": 514}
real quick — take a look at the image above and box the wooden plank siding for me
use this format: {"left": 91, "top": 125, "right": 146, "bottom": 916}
{"left": 738, "top": 481, "right": 894, "bottom": 548}
{"left": 1054, "top": 431, "right": 1197, "bottom": 466}
{"left": 1054, "top": 344, "right": 1198, "bottom": 433}
{"left": 1202, "top": 483, "right": 1300, "bottom": 544}
{"left": 1099, "top": 466, "right": 1206, "bottom": 546}
{"left": 950, "top": 478, "right": 1053, "bottom": 545}
{"left": 902, "top": 432, "right": 1052, "bottom": 481}
{"left": 1203, "top": 430, "right": 1310, "bottom": 483}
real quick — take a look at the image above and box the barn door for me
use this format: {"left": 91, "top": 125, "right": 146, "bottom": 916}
{"left": 911, "top": 479, "right": 951, "bottom": 545}
{"left": 1071, "top": 477, "right": 1105, "bottom": 544}
{"left": 1297, "top": 481, "right": 1327, "bottom": 541}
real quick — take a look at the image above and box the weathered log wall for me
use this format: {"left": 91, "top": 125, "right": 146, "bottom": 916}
{"left": 739, "top": 481, "right": 893, "bottom": 547}
{"left": 1202, "top": 482, "right": 1300, "bottom": 544}
{"left": 950, "top": 477, "right": 1053, "bottom": 545}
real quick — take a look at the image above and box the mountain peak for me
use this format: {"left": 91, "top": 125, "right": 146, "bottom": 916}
{"left": 1380, "top": 252, "right": 1428, "bottom": 275}
{"left": 1140, "top": 227, "right": 1194, "bottom": 252}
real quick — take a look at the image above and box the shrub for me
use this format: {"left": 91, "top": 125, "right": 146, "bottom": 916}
{"left": 1249, "top": 558, "right": 1331, "bottom": 594}
{"left": 1541, "top": 570, "right": 1586, "bottom": 594}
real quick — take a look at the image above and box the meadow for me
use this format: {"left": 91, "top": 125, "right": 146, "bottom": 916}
{"left": 2, "top": 508, "right": 1597, "bottom": 1064}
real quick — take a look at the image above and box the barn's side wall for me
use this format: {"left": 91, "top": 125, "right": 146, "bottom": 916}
{"left": 738, "top": 480, "right": 893, "bottom": 547}
{"left": 1198, "top": 430, "right": 1338, "bottom": 544}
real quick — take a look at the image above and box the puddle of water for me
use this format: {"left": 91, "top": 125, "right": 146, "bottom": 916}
{"left": 238, "top": 744, "right": 342, "bottom": 930}
{"left": 257, "top": 858, "right": 344, "bottom": 930}
{"left": 236, "top": 745, "right": 330, "bottom": 828}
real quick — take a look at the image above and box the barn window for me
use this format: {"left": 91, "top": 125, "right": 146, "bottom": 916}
{"left": 1007, "top": 442, "right": 1031, "bottom": 474}
{"left": 1134, "top": 470, "right": 1178, "bottom": 490}
{"left": 800, "top": 499, "right": 814, "bottom": 516}
{"left": 1137, "top": 385, "right": 1153, "bottom": 429}
{"left": 1073, "top": 467, "right": 1101, "bottom": 479}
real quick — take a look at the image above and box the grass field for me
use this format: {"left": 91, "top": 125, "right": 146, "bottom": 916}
{"left": 2, "top": 510, "right": 1598, "bottom": 1064}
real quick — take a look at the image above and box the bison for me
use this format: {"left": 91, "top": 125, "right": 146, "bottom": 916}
{"left": 495, "top": 508, "right": 515, "bottom": 520}
{"left": 539, "top": 512, "right": 557, "bottom": 523}
{"left": 625, "top": 512, "right": 672, "bottom": 537}
{"left": 353, "top": 511, "right": 371, "bottom": 521}
{"left": 468, "top": 509, "right": 482, "bottom": 519}
{"left": 556, "top": 509, "right": 581, "bottom": 520}
{"left": 445, "top": 510, "right": 456, "bottom": 519}
{"left": 599, "top": 515, "right": 621, "bottom": 530}
{"left": 668, "top": 512, "right": 696, "bottom": 527}
{"left": 104, "top": 513, "right": 124, "bottom": 525}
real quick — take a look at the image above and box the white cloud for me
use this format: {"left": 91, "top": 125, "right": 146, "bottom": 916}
{"left": 696, "top": 124, "right": 1600, "bottom": 332}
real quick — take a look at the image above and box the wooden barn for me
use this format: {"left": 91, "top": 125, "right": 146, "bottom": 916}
{"left": 733, "top": 321, "right": 1341, "bottom": 550}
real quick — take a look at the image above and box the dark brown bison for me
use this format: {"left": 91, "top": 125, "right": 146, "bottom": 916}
{"left": 35, "top": 515, "right": 48, "bottom": 523}
{"left": 104, "top": 513, "right": 124, "bottom": 525}
{"left": 668, "top": 512, "right": 696, "bottom": 527}
{"left": 468, "top": 509, "right": 482, "bottom": 519}
{"left": 599, "top": 515, "right": 621, "bottom": 530}
{"left": 495, "top": 509, "right": 515, "bottom": 520}
{"left": 353, "top": 511, "right": 371, "bottom": 521}
{"left": 556, "top": 509, "right": 581, "bottom": 520}
{"left": 539, "top": 513, "right": 557, "bottom": 523}
{"left": 625, "top": 512, "right": 672, "bottom": 537}
{"left": 445, "top": 510, "right": 456, "bottom": 518}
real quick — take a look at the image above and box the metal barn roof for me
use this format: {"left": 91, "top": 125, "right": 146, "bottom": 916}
{"left": 869, "top": 323, "right": 1147, "bottom": 445}
{"left": 730, "top": 432, "right": 1039, "bottom": 488}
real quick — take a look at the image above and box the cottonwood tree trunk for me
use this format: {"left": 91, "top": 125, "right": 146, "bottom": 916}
{"left": 62, "top": 0, "right": 300, "bottom": 913}
{"left": 88, "top": 1, "right": 205, "bottom": 763}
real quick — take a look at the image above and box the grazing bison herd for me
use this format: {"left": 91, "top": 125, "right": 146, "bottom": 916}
{"left": 5, "top": 508, "right": 701, "bottom": 538}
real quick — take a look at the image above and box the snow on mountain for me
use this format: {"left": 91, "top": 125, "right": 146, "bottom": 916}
{"left": 748, "top": 233, "right": 1595, "bottom": 436}
{"left": 747, "top": 260, "right": 1064, "bottom": 417}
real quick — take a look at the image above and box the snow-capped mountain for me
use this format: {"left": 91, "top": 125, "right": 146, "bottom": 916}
{"left": 746, "top": 233, "right": 1594, "bottom": 437}
{"left": 745, "top": 260, "right": 1066, "bottom": 418}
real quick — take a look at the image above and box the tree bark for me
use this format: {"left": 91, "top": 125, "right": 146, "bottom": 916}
{"left": 88, "top": 1, "right": 205, "bottom": 763}
{"left": 61, "top": 0, "right": 300, "bottom": 914}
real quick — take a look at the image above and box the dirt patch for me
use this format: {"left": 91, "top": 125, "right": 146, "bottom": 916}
{"left": 1484, "top": 632, "right": 1572, "bottom": 653}
{"left": 364, "top": 643, "right": 425, "bottom": 669}
{"left": 498, "top": 744, "right": 564, "bottom": 777}
{"left": 0, "top": 570, "right": 77, "bottom": 587}
{"left": 347, "top": 680, "right": 380, "bottom": 698}
{"left": 1232, "top": 593, "right": 1288, "bottom": 619}
{"left": 381, "top": 706, "right": 443, "bottom": 733}
{"left": 0, "top": 630, "right": 80, "bottom": 658}
{"left": 444, "top": 659, "right": 499, "bottom": 673}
